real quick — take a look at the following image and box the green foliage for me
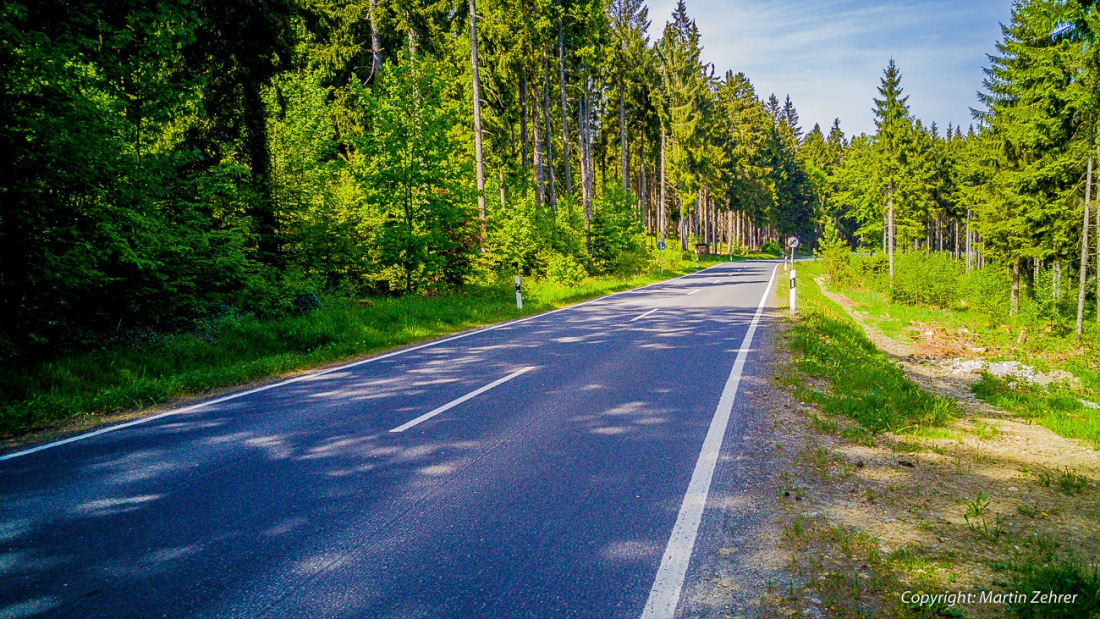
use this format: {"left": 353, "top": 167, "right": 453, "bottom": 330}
{"left": 590, "top": 184, "right": 647, "bottom": 275}
{"left": 787, "top": 273, "right": 958, "bottom": 434}
{"left": 815, "top": 219, "right": 856, "bottom": 287}
{"left": 889, "top": 252, "right": 962, "bottom": 308}
{"left": 972, "top": 374, "right": 1100, "bottom": 448}
{"left": 353, "top": 54, "right": 477, "bottom": 293}
{"left": 545, "top": 252, "right": 588, "bottom": 286}
{"left": 760, "top": 240, "right": 782, "bottom": 256}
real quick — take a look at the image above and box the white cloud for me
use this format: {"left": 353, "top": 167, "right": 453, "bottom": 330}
{"left": 645, "top": 0, "right": 1013, "bottom": 135}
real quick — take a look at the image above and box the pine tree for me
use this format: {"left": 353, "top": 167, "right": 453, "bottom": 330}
{"left": 873, "top": 59, "right": 912, "bottom": 282}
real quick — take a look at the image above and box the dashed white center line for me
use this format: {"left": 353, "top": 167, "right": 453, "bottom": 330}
{"left": 389, "top": 367, "right": 534, "bottom": 433}
{"left": 629, "top": 308, "right": 660, "bottom": 322}
{"left": 685, "top": 289, "right": 701, "bottom": 296}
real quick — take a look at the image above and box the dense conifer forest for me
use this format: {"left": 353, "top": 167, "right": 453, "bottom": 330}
{"left": 2, "top": 0, "right": 1099, "bottom": 363}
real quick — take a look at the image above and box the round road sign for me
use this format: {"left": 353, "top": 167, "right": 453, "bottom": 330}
{"left": 787, "top": 236, "right": 800, "bottom": 249}
{"left": 656, "top": 240, "right": 667, "bottom": 250}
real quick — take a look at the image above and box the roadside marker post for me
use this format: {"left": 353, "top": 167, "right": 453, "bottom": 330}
{"left": 789, "top": 269, "right": 796, "bottom": 315}
{"left": 515, "top": 275, "right": 522, "bottom": 310}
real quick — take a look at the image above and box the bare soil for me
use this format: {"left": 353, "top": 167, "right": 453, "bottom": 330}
{"left": 693, "top": 280, "right": 1100, "bottom": 619}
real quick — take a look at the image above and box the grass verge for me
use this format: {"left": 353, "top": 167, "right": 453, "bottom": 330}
{"left": 972, "top": 375, "right": 1100, "bottom": 449}
{"left": 763, "top": 262, "right": 1100, "bottom": 619}
{"left": 0, "top": 255, "right": 752, "bottom": 440}
{"left": 781, "top": 262, "right": 958, "bottom": 437}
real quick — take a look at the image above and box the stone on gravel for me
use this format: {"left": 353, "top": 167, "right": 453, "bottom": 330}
{"left": 941, "top": 359, "right": 1080, "bottom": 388}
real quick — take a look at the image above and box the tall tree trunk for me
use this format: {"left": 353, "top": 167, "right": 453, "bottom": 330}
{"left": 520, "top": 73, "right": 529, "bottom": 171}
{"left": 367, "top": 0, "right": 382, "bottom": 82}
{"left": 887, "top": 185, "right": 895, "bottom": 284}
{"left": 660, "top": 128, "right": 666, "bottom": 241}
{"left": 243, "top": 79, "right": 277, "bottom": 263}
{"left": 1078, "top": 131, "right": 1093, "bottom": 335}
{"left": 579, "top": 86, "right": 593, "bottom": 253}
{"left": 1096, "top": 166, "right": 1100, "bottom": 324}
{"left": 469, "top": 0, "right": 486, "bottom": 250}
{"left": 542, "top": 55, "right": 556, "bottom": 211}
{"left": 405, "top": 11, "right": 417, "bottom": 58}
{"left": 1054, "top": 261, "right": 1062, "bottom": 300}
{"left": 728, "top": 209, "right": 734, "bottom": 257}
{"left": 954, "top": 219, "right": 959, "bottom": 260}
{"left": 1010, "top": 258, "right": 1020, "bottom": 316}
{"left": 532, "top": 82, "right": 545, "bottom": 209}
{"left": 558, "top": 20, "right": 571, "bottom": 197}
{"left": 620, "top": 74, "right": 628, "bottom": 192}
{"left": 639, "top": 136, "right": 647, "bottom": 223}
{"left": 966, "top": 211, "right": 973, "bottom": 271}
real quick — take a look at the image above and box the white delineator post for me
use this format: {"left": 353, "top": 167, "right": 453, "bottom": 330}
{"left": 515, "top": 275, "right": 523, "bottom": 310}
{"left": 789, "top": 269, "right": 796, "bottom": 315}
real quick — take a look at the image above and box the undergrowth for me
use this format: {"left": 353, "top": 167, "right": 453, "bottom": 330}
{"left": 783, "top": 267, "right": 958, "bottom": 435}
{"left": 0, "top": 256, "right": 740, "bottom": 437}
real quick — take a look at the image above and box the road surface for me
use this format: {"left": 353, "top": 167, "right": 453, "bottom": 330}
{"left": 1, "top": 260, "right": 780, "bottom": 618}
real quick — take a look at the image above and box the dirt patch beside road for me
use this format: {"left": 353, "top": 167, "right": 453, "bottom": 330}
{"left": 691, "top": 278, "right": 1100, "bottom": 619}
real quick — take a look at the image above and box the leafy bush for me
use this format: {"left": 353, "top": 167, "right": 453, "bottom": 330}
{"left": 590, "top": 184, "right": 647, "bottom": 275}
{"left": 889, "top": 252, "right": 962, "bottom": 308}
{"left": 814, "top": 219, "right": 855, "bottom": 287}
{"left": 761, "top": 240, "right": 782, "bottom": 256}
{"left": 961, "top": 265, "right": 1011, "bottom": 325}
{"left": 545, "top": 252, "right": 588, "bottom": 286}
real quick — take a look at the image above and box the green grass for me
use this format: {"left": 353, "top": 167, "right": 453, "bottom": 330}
{"left": 839, "top": 288, "right": 971, "bottom": 340}
{"left": 817, "top": 253, "right": 1100, "bottom": 450}
{"left": 0, "top": 257, "right": 744, "bottom": 437}
{"left": 997, "top": 536, "right": 1100, "bottom": 619}
{"left": 972, "top": 375, "right": 1100, "bottom": 449}
{"left": 783, "top": 261, "right": 958, "bottom": 435}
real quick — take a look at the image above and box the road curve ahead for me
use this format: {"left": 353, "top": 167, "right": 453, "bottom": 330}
{"left": 1, "top": 260, "right": 780, "bottom": 619}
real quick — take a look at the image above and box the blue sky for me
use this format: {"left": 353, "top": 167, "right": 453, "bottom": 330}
{"left": 645, "top": 0, "right": 1014, "bottom": 137}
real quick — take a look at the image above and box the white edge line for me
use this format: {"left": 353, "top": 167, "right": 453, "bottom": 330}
{"left": 640, "top": 263, "right": 779, "bottom": 619}
{"left": 388, "top": 366, "right": 534, "bottom": 433}
{"left": 1, "top": 263, "right": 735, "bottom": 462}
{"left": 629, "top": 308, "right": 660, "bottom": 323}
{"left": 685, "top": 289, "right": 701, "bottom": 296}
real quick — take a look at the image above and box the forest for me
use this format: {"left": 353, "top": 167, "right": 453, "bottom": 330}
{"left": 2, "top": 0, "right": 1099, "bottom": 365}
{"left": 0, "top": 0, "right": 819, "bottom": 362}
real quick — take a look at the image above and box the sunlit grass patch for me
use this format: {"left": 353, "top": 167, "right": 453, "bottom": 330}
{"left": 972, "top": 374, "right": 1100, "bottom": 449}
{"left": 785, "top": 266, "right": 958, "bottom": 435}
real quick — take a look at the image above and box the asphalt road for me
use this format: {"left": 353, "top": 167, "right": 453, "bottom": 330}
{"left": 1, "top": 259, "right": 781, "bottom": 619}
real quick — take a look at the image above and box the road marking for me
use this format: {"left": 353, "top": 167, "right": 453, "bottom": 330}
{"left": 712, "top": 278, "right": 725, "bottom": 284}
{"left": 641, "top": 263, "right": 779, "bottom": 619}
{"left": 0, "top": 261, "right": 748, "bottom": 462}
{"left": 685, "top": 289, "right": 701, "bottom": 296}
{"left": 629, "top": 308, "right": 660, "bottom": 322}
{"left": 389, "top": 367, "right": 534, "bottom": 433}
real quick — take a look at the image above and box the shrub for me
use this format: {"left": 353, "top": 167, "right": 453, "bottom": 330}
{"left": 889, "top": 252, "right": 962, "bottom": 308}
{"left": 590, "top": 184, "right": 647, "bottom": 275}
{"left": 761, "top": 240, "right": 782, "bottom": 256}
{"left": 962, "top": 265, "right": 1011, "bottom": 325}
{"left": 545, "top": 252, "right": 588, "bottom": 286}
{"left": 814, "top": 219, "right": 855, "bottom": 287}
